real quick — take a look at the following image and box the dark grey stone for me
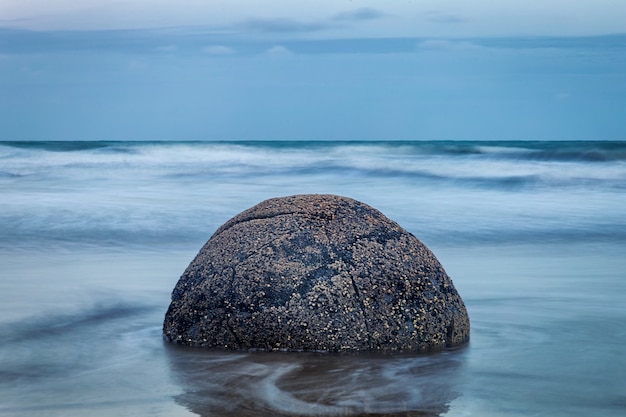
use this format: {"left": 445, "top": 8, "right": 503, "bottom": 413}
{"left": 163, "top": 194, "right": 469, "bottom": 352}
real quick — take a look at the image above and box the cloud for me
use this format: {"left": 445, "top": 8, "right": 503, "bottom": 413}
{"left": 242, "top": 18, "right": 330, "bottom": 34}
{"left": 266, "top": 45, "right": 294, "bottom": 57}
{"left": 203, "top": 45, "right": 235, "bottom": 55}
{"left": 235, "top": 8, "right": 385, "bottom": 35}
{"left": 424, "top": 10, "right": 468, "bottom": 24}
{"left": 333, "top": 8, "right": 386, "bottom": 22}
{"left": 417, "top": 39, "right": 482, "bottom": 51}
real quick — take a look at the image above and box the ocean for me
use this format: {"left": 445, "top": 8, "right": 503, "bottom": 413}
{"left": 0, "top": 140, "right": 625, "bottom": 416}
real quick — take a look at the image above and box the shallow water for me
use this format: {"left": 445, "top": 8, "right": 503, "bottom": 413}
{"left": 1, "top": 141, "right": 625, "bottom": 416}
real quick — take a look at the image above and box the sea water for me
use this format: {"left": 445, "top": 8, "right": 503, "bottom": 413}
{"left": 0, "top": 140, "right": 625, "bottom": 416}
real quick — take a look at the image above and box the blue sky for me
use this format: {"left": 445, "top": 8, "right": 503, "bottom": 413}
{"left": 1, "top": 1, "right": 625, "bottom": 140}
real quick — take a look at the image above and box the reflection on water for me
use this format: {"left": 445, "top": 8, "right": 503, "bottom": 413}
{"left": 165, "top": 344, "right": 466, "bottom": 417}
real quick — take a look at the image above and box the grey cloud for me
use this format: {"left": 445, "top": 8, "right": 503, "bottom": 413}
{"left": 425, "top": 11, "right": 468, "bottom": 24}
{"left": 241, "top": 18, "right": 332, "bottom": 34}
{"left": 417, "top": 39, "right": 482, "bottom": 51}
{"left": 235, "top": 8, "right": 385, "bottom": 35}
{"left": 333, "top": 8, "right": 386, "bottom": 22}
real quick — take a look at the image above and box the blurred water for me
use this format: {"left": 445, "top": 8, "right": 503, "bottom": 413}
{"left": 0, "top": 140, "right": 625, "bottom": 416}
{"left": 1, "top": 140, "right": 625, "bottom": 249}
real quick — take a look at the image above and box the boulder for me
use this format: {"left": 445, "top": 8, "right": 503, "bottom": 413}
{"left": 163, "top": 194, "right": 469, "bottom": 352}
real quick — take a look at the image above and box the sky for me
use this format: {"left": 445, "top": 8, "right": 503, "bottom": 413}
{"left": 1, "top": 1, "right": 625, "bottom": 140}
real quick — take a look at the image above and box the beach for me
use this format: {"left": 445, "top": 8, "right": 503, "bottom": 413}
{"left": 1, "top": 140, "right": 625, "bottom": 416}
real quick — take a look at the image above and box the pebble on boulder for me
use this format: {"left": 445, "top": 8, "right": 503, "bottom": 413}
{"left": 163, "top": 194, "right": 469, "bottom": 352}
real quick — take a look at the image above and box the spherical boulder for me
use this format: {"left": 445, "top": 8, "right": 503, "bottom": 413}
{"left": 163, "top": 194, "right": 469, "bottom": 352}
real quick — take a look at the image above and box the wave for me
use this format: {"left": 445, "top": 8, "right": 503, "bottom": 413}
{"left": 0, "top": 140, "right": 116, "bottom": 152}
{"left": 2, "top": 139, "right": 625, "bottom": 163}
{"left": 250, "top": 140, "right": 626, "bottom": 162}
{"left": 0, "top": 301, "right": 158, "bottom": 344}
{"left": 1, "top": 139, "right": 625, "bottom": 249}
{"left": 0, "top": 299, "right": 162, "bottom": 387}
{"left": 2, "top": 139, "right": 626, "bottom": 160}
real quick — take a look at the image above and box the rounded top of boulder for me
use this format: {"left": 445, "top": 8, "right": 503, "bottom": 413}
{"left": 163, "top": 194, "right": 469, "bottom": 352}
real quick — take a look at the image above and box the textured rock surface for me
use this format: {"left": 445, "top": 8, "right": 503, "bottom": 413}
{"left": 163, "top": 194, "right": 469, "bottom": 352}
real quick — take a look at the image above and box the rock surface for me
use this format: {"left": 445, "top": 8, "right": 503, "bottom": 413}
{"left": 163, "top": 194, "right": 469, "bottom": 352}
